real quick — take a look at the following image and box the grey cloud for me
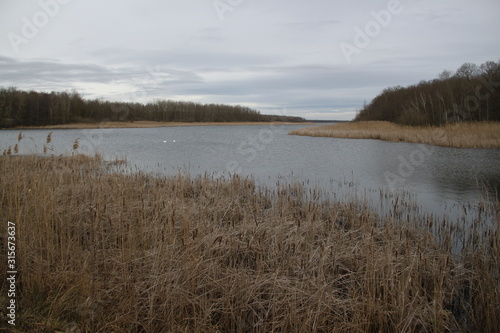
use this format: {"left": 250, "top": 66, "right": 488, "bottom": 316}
{"left": 0, "top": 53, "right": 424, "bottom": 119}
{"left": 1, "top": 0, "right": 499, "bottom": 120}
{"left": 0, "top": 56, "right": 116, "bottom": 91}
{"left": 0, "top": 55, "right": 203, "bottom": 94}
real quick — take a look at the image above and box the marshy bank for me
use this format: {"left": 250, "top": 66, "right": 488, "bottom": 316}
{"left": 13, "top": 120, "right": 311, "bottom": 130}
{"left": 289, "top": 121, "right": 500, "bottom": 149}
{"left": 1, "top": 153, "right": 499, "bottom": 332}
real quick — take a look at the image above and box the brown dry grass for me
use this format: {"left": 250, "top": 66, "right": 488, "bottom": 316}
{"left": 0, "top": 149, "right": 499, "bottom": 331}
{"left": 290, "top": 121, "right": 500, "bottom": 149}
{"left": 14, "top": 120, "right": 310, "bottom": 130}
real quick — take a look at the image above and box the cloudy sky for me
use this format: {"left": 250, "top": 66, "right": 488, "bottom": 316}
{"left": 1, "top": 0, "right": 499, "bottom": 120}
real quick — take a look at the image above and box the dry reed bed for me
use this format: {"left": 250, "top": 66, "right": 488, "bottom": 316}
{"left": 289, "top": 121, "right": 500, "bottom": 149}
{"left": 0, "top": 154, "right": 499, "bottom": 332}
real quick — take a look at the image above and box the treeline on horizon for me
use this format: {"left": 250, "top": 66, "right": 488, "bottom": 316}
{"left": 0, "top": 87, "right": 305, "bottom": 128}
{"left": 355, "top": 60, "right": 500, "bottom": 126}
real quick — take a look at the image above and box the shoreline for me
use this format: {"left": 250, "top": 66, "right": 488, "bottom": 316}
{"left": 289, "top": 121, "right": 500, "bottom": 149}
{"left": 6, "top": 120, "right": 312, "bottom": 130}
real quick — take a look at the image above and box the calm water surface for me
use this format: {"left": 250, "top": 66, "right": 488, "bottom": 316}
{"left": 1, "top": 124, "right": 499, "bottom": 225}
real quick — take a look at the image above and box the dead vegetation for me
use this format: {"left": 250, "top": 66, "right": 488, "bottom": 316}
{"left": 0, "top": 138, "right": 499, "bottom": 332}
{"left": 289, "top": 121, "right": 500, "bottom": 149}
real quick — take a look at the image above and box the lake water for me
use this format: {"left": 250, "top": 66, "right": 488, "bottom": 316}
{"left": 1, "top": 124, "right": 499, "bottom": 229}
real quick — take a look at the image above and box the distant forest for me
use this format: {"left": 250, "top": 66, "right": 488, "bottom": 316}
{"left": 0, "top": 88, "right": 305, "bottom": 128}
{"left": 355, "top": 60, "right": 500, "bottom": 126}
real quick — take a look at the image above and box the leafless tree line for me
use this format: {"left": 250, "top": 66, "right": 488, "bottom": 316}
{"left": 355, "top": 60, "right": 500, "bottom": 126}
{"left": 0, "top": 88, "right": 304, "bottom": 128}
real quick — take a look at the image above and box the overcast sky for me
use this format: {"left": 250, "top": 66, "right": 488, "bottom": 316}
{"left": 1, "top": 0, "right": 499, "bottom": 120}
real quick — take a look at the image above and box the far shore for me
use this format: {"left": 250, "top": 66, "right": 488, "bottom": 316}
{"left": 5, "top": 120, "right": 312, "bottom": 130}
{"left": 289, "top": 121, "right": 500, "bottom": 149}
